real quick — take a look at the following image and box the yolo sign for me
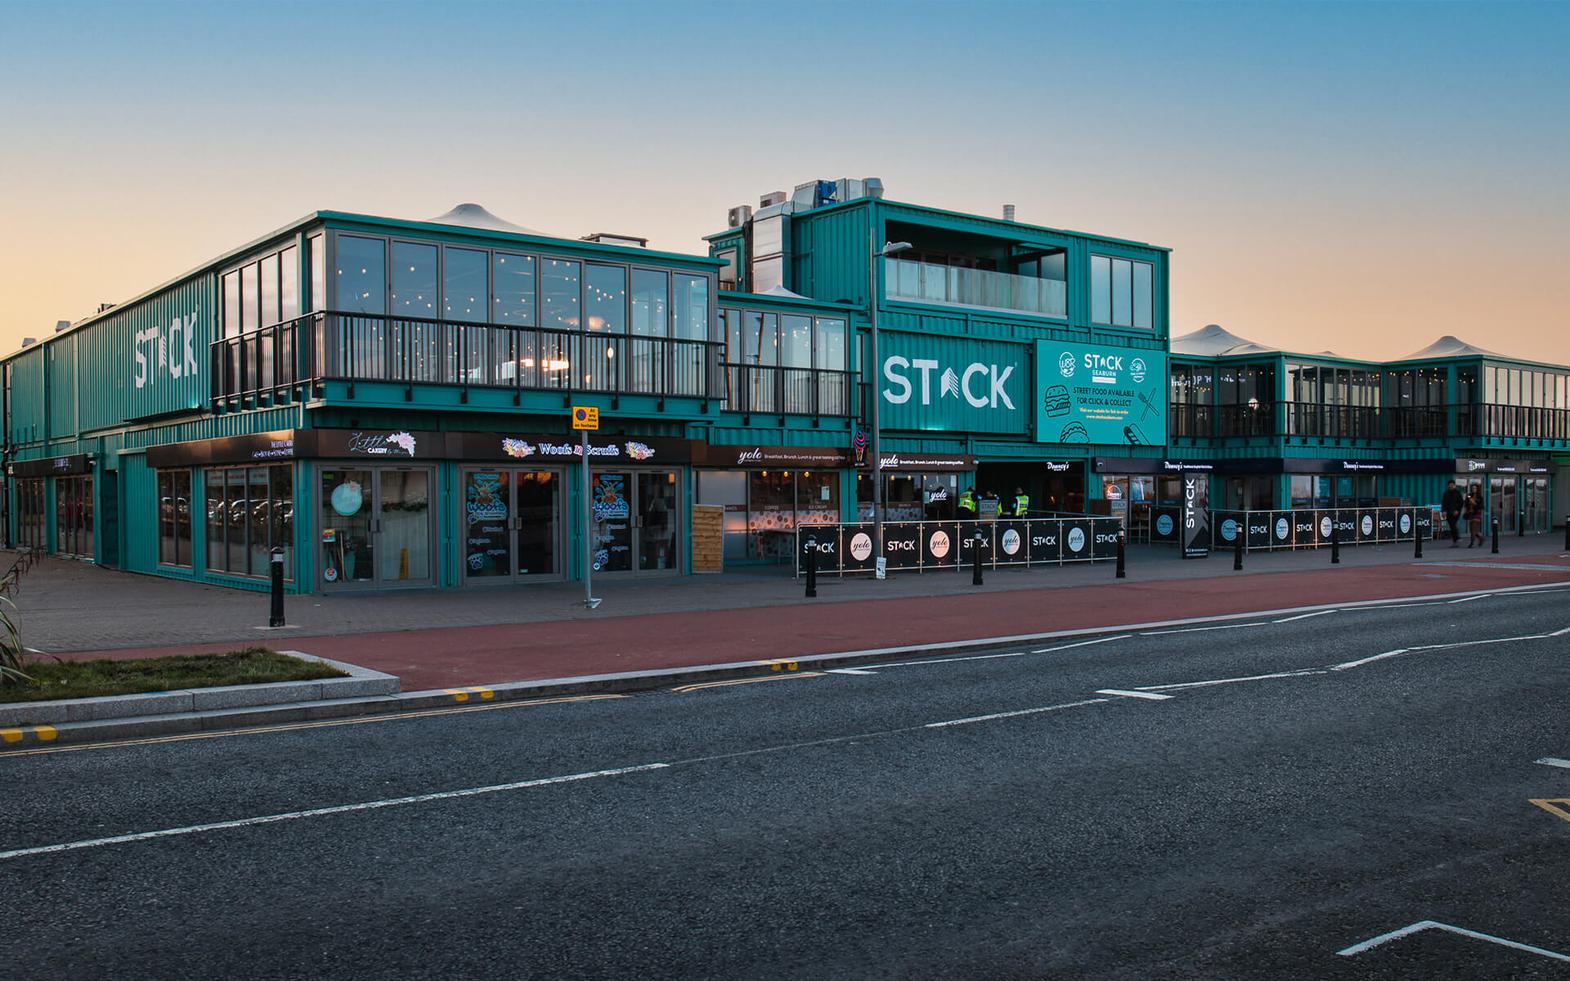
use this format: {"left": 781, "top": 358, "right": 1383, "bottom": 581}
{"left": 879, "top": 335, "right": 1027, "bottom": 434}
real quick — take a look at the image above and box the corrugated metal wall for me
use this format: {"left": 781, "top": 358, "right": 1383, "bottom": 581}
{"left": 7, "top": 347, "right": 47, "bottom": 448}
{"left": 75, "top": 274, "right": 215, "bottom": 430}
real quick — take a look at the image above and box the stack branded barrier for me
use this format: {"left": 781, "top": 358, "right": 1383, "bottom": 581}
{"left": 1207, "top": 506, "right": 1437, "bottom": 552}
{"left": 795, "top": 517, "right": 1124, "bottom": 576}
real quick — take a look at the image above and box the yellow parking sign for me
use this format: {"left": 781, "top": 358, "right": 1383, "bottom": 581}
{"left": 571, "top": 405, "right": 599, "bottom": 431}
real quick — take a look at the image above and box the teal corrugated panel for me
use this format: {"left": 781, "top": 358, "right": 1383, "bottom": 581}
{"left": 76, "top": 274, "right": 214, "bottom": 430}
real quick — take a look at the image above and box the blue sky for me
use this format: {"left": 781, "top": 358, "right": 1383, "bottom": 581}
{"left": 2, "top": 0, "right": 1566, "bottom": 361}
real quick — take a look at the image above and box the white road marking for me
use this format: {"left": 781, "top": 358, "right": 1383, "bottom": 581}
{"left": 1027, "top": 635, "right": 1132, "bottom": 655}
{"left": 1447, "top": 593, "right": 1492, "bottom": 604}
{"left": 869, "top": 634, "right": 1131, "bottom": 671}
{"left": 1140, "top": 622, "right": 1269, "bottom": 636}
{"left": 826, "top": 668, "right": 878, "bottom": 676}
{"left": 924, "top": 699, "right": 1109, "bottom": 729}
{"left": 0, "top": 764, "right": 670, "bottom": 862}
{"left": 1337, "top": 920, "right": 1570, "bottom": 962}
{"left": 1136, "top": 669, "right": 1326, "bottom": 692}
{"left": 1274, "top": 610, "right": 1338, "bottom": 623}
{"left": 1095, "top": 689, "right": 1174, "bottom": 701}
{"left": 1331, "top": 629, "right": 1562, "bottom": 671}
{"left": 1536, "top": 757, "right": 1570, "bottom": 769}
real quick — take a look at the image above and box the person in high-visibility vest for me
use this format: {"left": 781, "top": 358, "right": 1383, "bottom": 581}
{"left": 958, "top": 486, "right": 978, "bottom": 518}
{"left": 1013, "top": 487, "right": 1030, "bottom": 518}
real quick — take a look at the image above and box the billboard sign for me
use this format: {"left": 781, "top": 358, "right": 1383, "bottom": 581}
{"left": 1036, "top": 340, "right": 1168, "bottom": 447}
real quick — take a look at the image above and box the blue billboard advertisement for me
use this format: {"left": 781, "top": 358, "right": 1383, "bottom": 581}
{"left": 1034, "top": 340, "right": 1167, "bottom": 448}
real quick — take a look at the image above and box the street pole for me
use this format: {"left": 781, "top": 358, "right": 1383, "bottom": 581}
{"left": 582, "top": 428, "right": 600, "bottom": 609}
{"left": 867, "top": 222, "right": 884, "bottom": 581}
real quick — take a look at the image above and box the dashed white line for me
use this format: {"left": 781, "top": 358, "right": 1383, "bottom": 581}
{"left": 1027, "top": 635, "right": 1132, "bottom": 655}
{"left": 1095, "top": 689, "right": 1174, "bottom": 701}
{"left": 825, "top": 668, "right": 878, "bottom": 676}
{"left": 1535, "top": 757, "right": 1570, "bottom": 769}
{"left": 1337, "top": 920, "right": 1570, "bottom": 962}
{"left": 1140, "top": 622, "right": 1269, "bottom": 636}
{"left": 924, "top": 699, "right": 1109, "bottom": 729}
{"left": 0, "top": 763, "right": 671, "bottom": 862}
{"left": 1331, "top": 630, "right": 1560, "bottom": 671}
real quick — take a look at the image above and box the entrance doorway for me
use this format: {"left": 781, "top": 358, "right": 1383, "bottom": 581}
{"left": 461, "top": 468, "right": 562, "bottom": 582}
{"left": 55, "top": 475, "right": 94, "bottom": 559}
{"left": 1523, "top": 476, "right": 1550, "bottom": 533}
{"left": 1489, "top": 475, "right": 1518, "bottom": 533}
{"left": 319, "top": 466, "right": 435, "bottom": 587}
{"left": 591, "top": 470, "right": 681, "bottom": 574}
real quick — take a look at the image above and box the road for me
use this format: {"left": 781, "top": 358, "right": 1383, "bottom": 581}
{"left": 2, "top": 586, "right": 1568, "bottom": 979}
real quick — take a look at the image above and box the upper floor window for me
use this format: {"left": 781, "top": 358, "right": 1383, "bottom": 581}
{"left": 222, "top": 243, "right": 302, "bottom": 337}
{"left": 717, "top": 249, "right": 738, "bottom": 291}
{"left": 1090, "top": 255, "right": 1154, "bottom": 329}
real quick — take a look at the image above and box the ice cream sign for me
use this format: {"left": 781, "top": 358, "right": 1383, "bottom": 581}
{"left": 1035, "top": 340, "right": 1167, "bottom": 447}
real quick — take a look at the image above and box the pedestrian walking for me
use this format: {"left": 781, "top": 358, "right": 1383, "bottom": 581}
{"left": 1466, "top": 485, "right": 1486, "bottom": 547}
{"left": 1442, "top": 479, "right": 1464, "bottom": 546}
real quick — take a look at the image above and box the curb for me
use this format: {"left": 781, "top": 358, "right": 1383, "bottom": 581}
{"left": 3, "top": 578, "right": 1568, "bottom": 751}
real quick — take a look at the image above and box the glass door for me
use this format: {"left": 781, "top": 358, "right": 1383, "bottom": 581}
{"left": 461, "top": 468, "right": 561, "bottom": 582}
{"left": 637, "top": 471, "right": 680, "bottom": 571}
{"left": 320, "top": 467, "right": 433, "bottom": 587}
{"left": 1524, "top": 477, "right": 1549, "bottom": 533}
{"left": 591, "top": 471, "right": 634, "bottom": 573}
{"left": 1490, "top": 475, "right": 1518, "bottom": 533}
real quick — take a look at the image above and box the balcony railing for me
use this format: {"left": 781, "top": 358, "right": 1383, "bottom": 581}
{"left": 212, "top": 312, "right": 728, "bottom": 404}
{"left": 884, "top": 258, "right": 1067, "bottom": 319}
{"left": 722, "top": 363, "right": 858, "bottom": 417}
{"left": 1170, "top": 400, "right": 1570, "bottom": 442}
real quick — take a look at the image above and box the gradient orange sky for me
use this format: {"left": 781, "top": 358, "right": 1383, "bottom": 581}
{"left": 3, "top": 0, "right": 1566, "bottom": 365}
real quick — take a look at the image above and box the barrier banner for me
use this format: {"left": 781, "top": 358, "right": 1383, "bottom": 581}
{"left": 1271, "top": 511, "right": 1295, "bottom": 548}
{"left": 1246, "top": 512, "right": 1272, "bottom": 550}
{"left": 1356, "top": 509, "right": 1377, "bottom": 544}
{"left": 883, "top": 522, "right": 923, "bottom": 570}
{"left": 1333, "top": 510, "right": 1357, "bottom": 544}
{"left": 841, "top": 523, "right": 876, "bottom": 574}
{"left": 957, "top": 523, "right": 994, "bottom": 564}
{"left": 1375, "top": 510, "right": 1398, "bottom": 542}
{"left": 1298, "top": 511, "right": 1326, "bottom": 548}
{"left": 1397, "top": 509, "right": 1415, "bottom": 540}
{"left": 1216, "top": 512, "right": 1243, "bottom": 550}
{"left": 1029, "top": 521, "right": 1062, "bottom": 563}
{"left": 1414, "top": 508, "right": 1434, "bottom": 540}
{"left": 922, "top": 522, "right": 960, "bottom": 569}
{"left": 1062, "top": 518, "right": 1093, "bottom": 562}
{"left": 1091, "top": 519, "right": 1121, "bottom": 560}
{"left": 1150, "top": 507, "right": 1180, "bottom": 544}
{"left": 796, "top": 527, "right": 839, "bottom": 575}
{"left": 995, "top": 520, "right": 1029, "bottom": 565}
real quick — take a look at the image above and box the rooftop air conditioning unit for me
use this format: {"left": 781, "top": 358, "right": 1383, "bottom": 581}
{"left": 759, "top": 190, "right": 788, "bottom": 208}
{"left": 55, "top": 320, "right": 71, "bottom": 332}
{"left": 20, "top": 337, "right": 36, "bottom": 348}
{"left": 727, "top": 205, "right": 752, "bottom": 228}
{"left": 864, "top": 177, "right": 885, "bottom": 199}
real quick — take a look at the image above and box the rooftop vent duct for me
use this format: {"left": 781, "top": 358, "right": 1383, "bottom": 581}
{"left": 55, "top": 320, "right": 71, "bottom": 332}
{"left": 580, "top": 232, "right": 648, "bottom": 248}
{"left": 20, "top": 337, "right": 36, "bottom": 348}
{"left": 1002, "top": 204, "right": 1016, "bottom": 221}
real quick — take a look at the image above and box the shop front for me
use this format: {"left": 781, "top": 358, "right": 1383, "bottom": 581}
{"left": 693, "top": 444, "right": 846, "bottom": 563}
{"left": 9, "top": 455, "right": 95, "bottom": 558}
{"left": 1455, "top": 458, "right": 1557, "bottom": 534}
{"left": 856, "top": 452, "right": 977, "bottom": 522}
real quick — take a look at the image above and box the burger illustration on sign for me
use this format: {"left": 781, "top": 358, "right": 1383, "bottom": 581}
{"left": 1043, "top": 384, "right": 1071, "bottom": 418}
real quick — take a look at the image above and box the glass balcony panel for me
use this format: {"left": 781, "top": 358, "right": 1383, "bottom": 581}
{"left": 885, "top": 257, "right": 1066, "bottom": 319}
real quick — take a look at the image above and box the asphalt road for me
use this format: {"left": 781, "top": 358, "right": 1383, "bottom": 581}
{"left": 2, "top": 586, "right": 1568, "bottom": 980}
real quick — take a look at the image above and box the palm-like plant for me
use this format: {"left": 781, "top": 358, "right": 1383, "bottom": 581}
{"left": 0, "top": 548, "right": 36, "bottom": 685}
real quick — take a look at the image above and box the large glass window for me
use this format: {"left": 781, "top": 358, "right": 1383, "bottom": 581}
{"left": 1091, "top": 254, "right": 1155, "bottom": 329}
{"left": 815, "top": 317, "right": 847, "bottom": 371}
{"left": 240, "top": 263, "right": 259, "bottom": 332}
{"left": 492, "top": 252, "right": 535, "bottom": 325}
{"left": 157, "top": 469, "right": 193, "bottom": 567}
{"left": 279, "top": 245, "right": 300, "bottom": 322}
{"left": 443, "top": 247, "right": 488, "bottom": 323}
{"left": 780, "top": 315, "right": 812, "bottom": 368}
{"left": 584, "top": 263, "right": 626, "bottom": 333}
{"left": 222, "top": 271, "right": 240, "bottom": 337}
{"left": 308, "top": 234, "right": 326, "bottom": 313}
{"left": 260, "top": 253, "right": 280, "bottom": 327}
{"left": 336, "top": 235, "right": 387, "bottom": 314}
{"left": 631, "top": 269, "right": 668, "bottom": 336}
{"left": 541, "top": 258, "right": 581, "bottom": 331}
{"left": 391, "top": 241, "right": 438, "bottom": 318}
{"left": 203, "top": 464, "right": 293, "bottom": 579}
{"left": 673, "top": 274, "right": 710, "bottom": 339}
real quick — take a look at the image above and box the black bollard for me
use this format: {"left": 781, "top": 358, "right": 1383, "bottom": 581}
{"left": 1233, "top": 524, "right": 1243, "bottom": 571}
{"left": 1331, "top": 523, "right": 1341, "bottom": 564}
{"left": 972, "top": 529, "right": 984, "bottom": 586}
{"left": 1116, "top": 530, "right": 1127, "bottom": 579}
{"left": 804, "top": 535, "right": 818, "bottom": 599}
{"left": 269, "top": 547, "right": 286, "bottom": 628}
{"left": 1414, "top": 522, "right": 1423, "bottom": 559}
{"left": 1492, "top": 517, "right": 1500, "bottom": 554}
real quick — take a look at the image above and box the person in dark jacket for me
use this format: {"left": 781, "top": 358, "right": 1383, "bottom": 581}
{"left": 1441, "top": 480, "right": 1464, "bottom": 546}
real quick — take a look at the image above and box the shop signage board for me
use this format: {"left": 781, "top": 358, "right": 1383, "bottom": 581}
{"left": 1036, "top": 340, "right": 1167, "bottom": 448}
{"left": 10, "top": 454, "right": 92, "bottom": 478}
{"left": 147, "top": 431, "right": 301, "bottom": 467}
{"left": 873, "top": 452, "right": 976, "bottom": 472}
{"left": 1454, "top": 458, "right": 1556, "bottom": 475}
{"left": 877, "top": 333, "right": 1028, "bottom": 434}
{"left": 696, "top": 444, "right": 848, "bottom": 468}
{"left": 1182, "top": 473, "right": 1210, "bottom": 559}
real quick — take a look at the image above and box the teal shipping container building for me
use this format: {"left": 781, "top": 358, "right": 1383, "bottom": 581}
{"left": 4, "top": 181, "right": 1566, "bottom": 592}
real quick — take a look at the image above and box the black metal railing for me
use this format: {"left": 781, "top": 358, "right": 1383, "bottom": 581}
{"left": 212, "top": 311, "right": 731, "bottom": 404}
{"left": 722, "top": 363, "right": 857, "bottom": 416}
{"left": 1171, "top": 400, "right": 1570, "bottom": 443}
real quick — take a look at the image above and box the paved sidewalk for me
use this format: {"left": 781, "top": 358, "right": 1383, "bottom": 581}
{"left": 12, "top": 538, "right": 1568, "bottom": 693}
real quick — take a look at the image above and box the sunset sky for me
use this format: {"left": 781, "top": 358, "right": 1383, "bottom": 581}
{"left": 2, "top": 0, "right": 1566, "bottom": 364}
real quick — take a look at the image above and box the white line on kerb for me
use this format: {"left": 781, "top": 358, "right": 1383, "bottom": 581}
{"left": 1141, "top": 622, "right": 1269, "bottom": 636}
{"left": 1447, "top": 593, "right": 1492, "bottom": 604}
{"left": 1274, "top": 610, "right": 1337, "bottom": 623}
{"left": 1027, "top": 635, "right": 1133, "bottom": 655}
{"left": 1095, "top": 689, "right": 1174, "bottom": 701}
{"left": 924, "top": 699, "right": 1109, "bottom": 729}
{"left": 825, "top": 668, "right": 878, "bottom": 676}
{"left": 0, "top": 764, "right": 670, "bottom": 862}
{"left": 1536, "top": 757, "right": 1570, "bottom": 769}
{"left": 870, "top": 634, "right": 1131, "bottom": 671}
{"left": 1337, "top": 920, "right": 1570, "bottom": 962}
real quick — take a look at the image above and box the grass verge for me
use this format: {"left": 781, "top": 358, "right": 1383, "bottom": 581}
{"left": 0, "top": 647, "right": 347, "bottom": 703}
